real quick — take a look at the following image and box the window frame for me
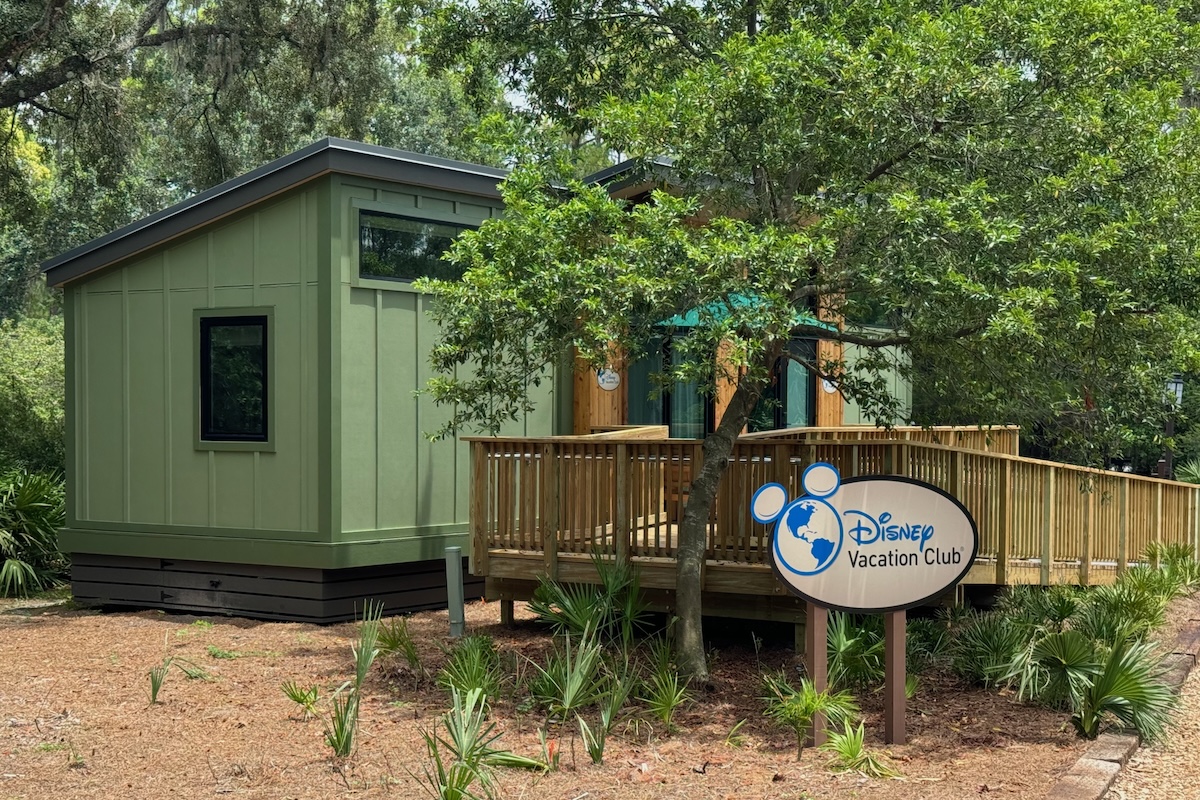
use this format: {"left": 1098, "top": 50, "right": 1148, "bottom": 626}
{"left": 350, "top": 198, "right": 485, "bottom": 292}
{"left": 194, "top": 307, "right": 276, "bottom": 452}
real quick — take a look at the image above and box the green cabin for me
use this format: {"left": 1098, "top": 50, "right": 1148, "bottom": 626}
{"left": 42, "top": 139, "right": 560, "bottom": 621}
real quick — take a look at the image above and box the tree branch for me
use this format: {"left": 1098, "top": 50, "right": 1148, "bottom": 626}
{"left": 23, "top": 96, "right": 74, "bottom": 120}
{"left": 0, "top": 0, "right": 182, "bottom": 110}
{"left": 858, "top": 121, "right": 943, "bottom": 189}
{"left": 0, "top": 0, "right": 70, "bottom": 68}
{"left": 789, "top": 321, "right": 988, "bottom": 347}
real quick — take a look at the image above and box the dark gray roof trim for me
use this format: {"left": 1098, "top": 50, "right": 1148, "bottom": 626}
{"left": 584, "top": 156, "right": 676, "bottom": 192}
{"left": 42, "top": 138, "right": 509, "bottom": 287}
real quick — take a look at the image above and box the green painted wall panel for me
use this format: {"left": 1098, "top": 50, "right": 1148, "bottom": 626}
{"left": 212, "top": 286, "right": 254, "bottom": 307}
{"left": 255, "top": 284, "right": 306, "bottom": 532}
{"left": 213, "top": 216, "right": 255, "bottom": 288}
{"left": 378, "top": 190, "right": 417, "bottom": 208}
{"left": 126, "top": 291, "right": 167, "bottom": 523}
{"left": 456, "top": 202, "right": 493, "bottom": 220}
{"left": 415, "top": 292, "right": 459, "bottom": 528}
{"left": 169, "top": 235, "right": 210, "bottom": 289}
{"left": 842, "top": 342, "right": 913, "bottom": 425}
{"left": 168, "top": 289, "right": 210, "bottom": 525}
{"left": 257, "top": 197, "right": 303, "bottom": 286}
{"left": 59, "top": 525, "right": 469, "bottom": 569}
{"left": 84, "top": 268, "right": 123, "bottom": 294}
{"left": 304, "top": 278, "right": 321, "bottom": 530}
{"left": 420, "top": 196, "right": 455, "bottom": 214}
{"left": 125, "top": 253, "right": 164, "bottom": 292}
{"left": 82, "top": 292, "right": 124, "bottom": 521}
{"left": 377, "top": 289, "right": 419, "bottom": 529}
{"left": 341, "top": 288, "right": 379, "bottom": 532}
{"left": 214, "top": 451, "right": 256, "bottom": 528}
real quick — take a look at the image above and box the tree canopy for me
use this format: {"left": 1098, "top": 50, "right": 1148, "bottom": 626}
{"left": 419, "top": 0, "right": 1200, "bottom": 678}
{"left": 1, "top": 0, "right": 502, "bottom": 318}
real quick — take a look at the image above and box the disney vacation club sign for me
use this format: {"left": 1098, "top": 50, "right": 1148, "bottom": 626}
{"left": 751, "top": 463, "right": 979, "bottom": 613}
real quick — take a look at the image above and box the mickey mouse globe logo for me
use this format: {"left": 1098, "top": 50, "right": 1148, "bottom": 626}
{"left": 753, "top": 463, "right": 844, "bottom": 576}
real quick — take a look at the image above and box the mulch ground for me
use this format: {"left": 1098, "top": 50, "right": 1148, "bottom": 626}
{"left": 0, "top": 598, "right": 1087, "bottom": 799}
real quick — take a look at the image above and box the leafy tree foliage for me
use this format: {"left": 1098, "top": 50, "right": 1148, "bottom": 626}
{"left": 0, "top": 315, "right": 63, "bottom": 473}
{"left": 1, "top": 0, "right": 503, "bottom": 316}
{"left": 420, "top": 0, "right": 1200, "bottom": 679}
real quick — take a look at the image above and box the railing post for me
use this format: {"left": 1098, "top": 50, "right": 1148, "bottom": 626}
{"left": 1193, "top": 486, "right": 1200, "bottom": 559}
{"left": 471, "top": 442, "right": 490, "bottom": 577}
{"left": 850, "top": 444, "right": 860, "bottom": 478}
{"left": 1153, "top": 482, "right": 1163, "bottom": 567}
{"left": 951, "top": 450, "right": 964, "bottom": 499}
{"left": 615, "top": 443, "right": 630, "bottom": 565}
{"left": 997, "top": 461, "right": 1011, "bottom": 586}
{"left": 541, "top": 442, "right": 559, "bottom": 581}
{"left": 1041, "top": 469, "right": 1055, "bottom": 586}
{"left": 1117, "top": 480, "right": 1129, "bottom": 575}
{"left": 1080, "top": 476, "right": 1093, "bottom": 587}
{"left": 773, "top": 444, "right": 790, "bottom": 565}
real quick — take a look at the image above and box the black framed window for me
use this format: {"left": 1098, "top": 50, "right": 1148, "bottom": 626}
{"left": 359, "top": 211, "right": 472, "bottom": 282}
{"left": 199, "top": 316, "right": 268, "bottom": 442}
{"left": 748, "top": 338, "right": 817, "bottom": 432}
{"left": 627, "top": 337, "right": 716, "bottom": 439}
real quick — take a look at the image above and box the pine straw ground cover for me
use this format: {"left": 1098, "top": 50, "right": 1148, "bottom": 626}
{"left": 0, "top": 599, "right": 1086, "bottom": 800}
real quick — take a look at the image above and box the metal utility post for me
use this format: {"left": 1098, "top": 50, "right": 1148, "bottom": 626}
{"left": 1161, "top": 374, "right": 1184, "bottom": 480}
{"left": 445, "top": 546, "right": 465, "bottom": 638}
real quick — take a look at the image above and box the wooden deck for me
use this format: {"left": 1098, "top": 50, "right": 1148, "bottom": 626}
{"left": 467, "top": 426, "right": 1200, "bottom": 622}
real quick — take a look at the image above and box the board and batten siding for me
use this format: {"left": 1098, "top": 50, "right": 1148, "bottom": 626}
{"left": 842, "top": 340, "right": 912, "bottom": 425}
{"left": 331, "top": 177, "right": 556, "bottom": 552}
{"left": 66, "top": 187, "right": 322, "bottom": 545}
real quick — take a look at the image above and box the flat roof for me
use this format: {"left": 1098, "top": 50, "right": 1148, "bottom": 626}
{"left": 42, "top": 138, "right": 509, "bottom": 287}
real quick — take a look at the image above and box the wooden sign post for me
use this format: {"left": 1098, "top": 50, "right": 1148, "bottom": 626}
{"left": 804, "top": 601, "right": 829, "bottom": 747}
{"left": 884, "top": 609, "right": 906, "bottom": 744}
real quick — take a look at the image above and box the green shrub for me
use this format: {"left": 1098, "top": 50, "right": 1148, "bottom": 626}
{"left": 762, "top": 672, "right": 859, "bottom": 761}
{"left": 950, "top": 612, "right": 1026, "bottom": 687}
{"left": 1006, "top": 629, "right": 1102, "bottom": 710}
{"left": 1158, "top": 544, "right": 1200, "bottom": 592}
{"left": 995, "top": 585, "right": 1081, "bottom": 636}
{"left": 527, "top": 553, "right": 648, "bottom": 649}
{"left": 0, "top": 317, "right": 64, "bottom": 473}
{"left": 415, "top": 688, "right": 545, "bottom": 799}
{"left": 1070, "top": 583, "right": 1165, "bottom": 648}
{"left": 820, "top": 721, "right": 901, "bottom": 778}
{"left": 528, "top": 630, "right": 605, "bottom": 720}
{"left": 1071, "top": 639, "right": 1176, "bottom": 741}
{"left": 379, "top": 616, "right": 428, "bottom": 678}
{"left": 906, "top": 617, "right": 950, "bottom": 673}
{"left": 0, "top": 468, "right": 67, "bottom": 596}
{"left": 1174, "top": 457, "right": 1200, "bottom": 484}
{"left": 827, "top": 611, "right": 884, "bottom": 690}
{"left": 642, "top": 642, "right": 690, "bottom": 732}
{"left": 438, "top": 635, "right": 504, "bottom": 704}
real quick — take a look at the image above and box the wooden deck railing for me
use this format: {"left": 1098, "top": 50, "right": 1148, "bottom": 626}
{"left": 740, "top": 425, "right": 1021, "bottom": 456}
{"left": 468, "top": 435, "right": 1200, "bottom": 587}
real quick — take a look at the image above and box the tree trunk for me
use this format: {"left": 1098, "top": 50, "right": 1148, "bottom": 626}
{"left": 674, "top": 369, "right": 770, "bottom": 682}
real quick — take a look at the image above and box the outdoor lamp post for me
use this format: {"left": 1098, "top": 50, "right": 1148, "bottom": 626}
{"left": 1159, "top": 374, "right": 1184, "bottom": 479}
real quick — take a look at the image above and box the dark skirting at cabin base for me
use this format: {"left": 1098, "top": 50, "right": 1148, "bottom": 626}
{"left": 69, "top": 553, "right": 484, "bottom": 622}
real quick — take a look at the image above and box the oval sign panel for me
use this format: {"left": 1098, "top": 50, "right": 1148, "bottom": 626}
{"left": 752, "top": 463, "right": 978, "bottom": 613}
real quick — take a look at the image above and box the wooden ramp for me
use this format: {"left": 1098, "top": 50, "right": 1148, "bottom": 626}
{"left": 467, "top": 427, "right": 1200, "bottom": 623}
